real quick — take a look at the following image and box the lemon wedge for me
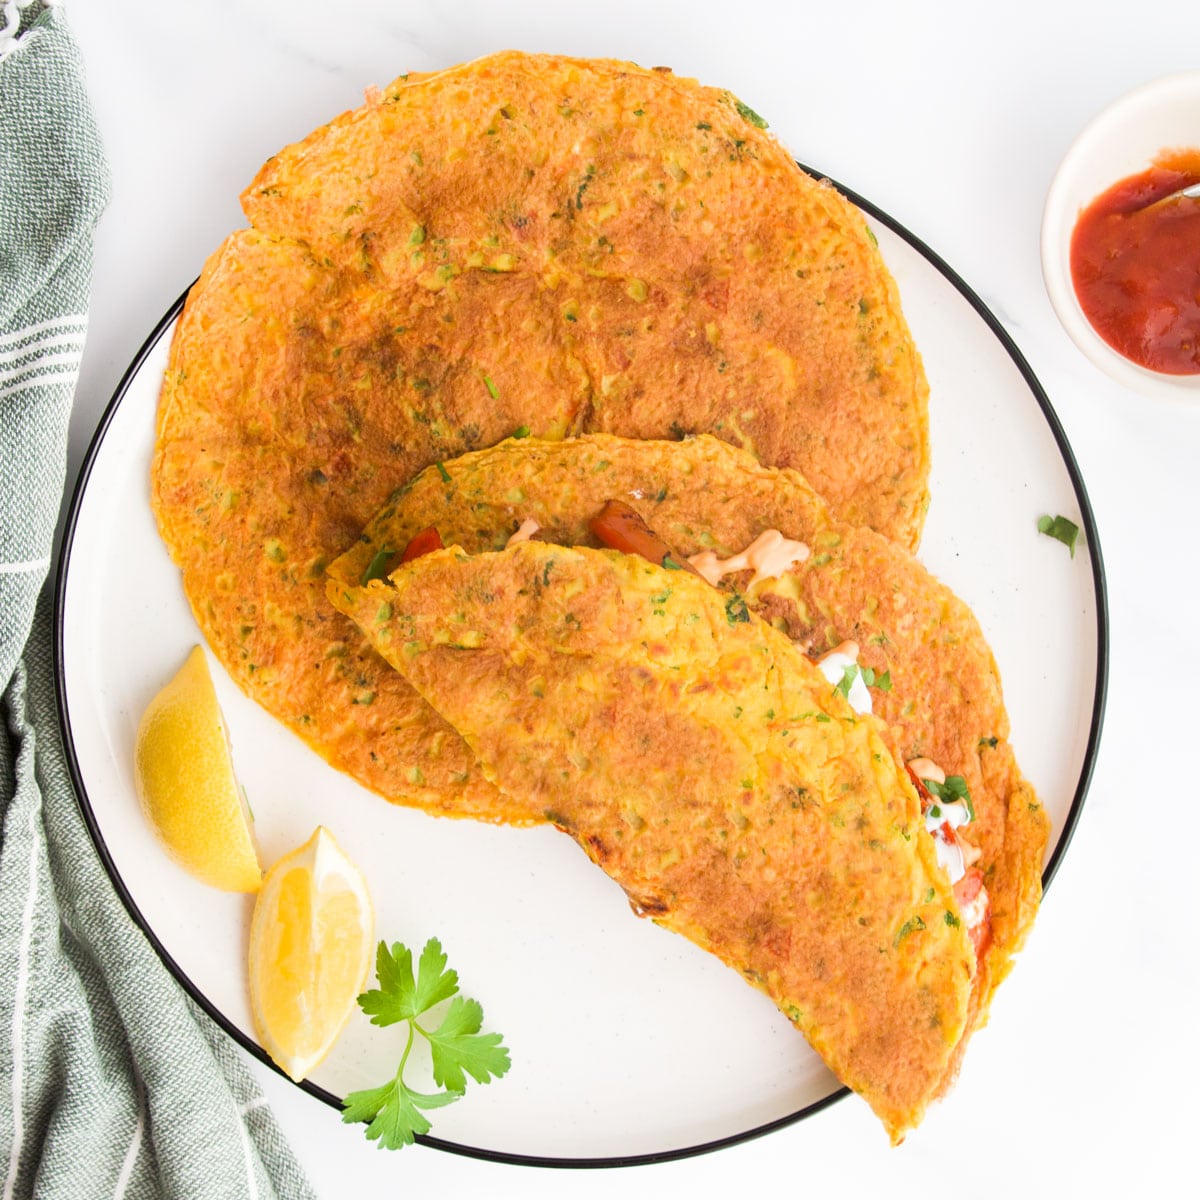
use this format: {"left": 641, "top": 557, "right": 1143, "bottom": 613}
{"left": 249, "top": 826, "right": 374, "bottom": 1082}
{"left": 134, "top": 645, "right": 262, "bottom": 892}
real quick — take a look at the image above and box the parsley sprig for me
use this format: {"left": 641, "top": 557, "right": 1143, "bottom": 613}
{"left": 342, "top": 938, "right": 511, "bottom": 1150}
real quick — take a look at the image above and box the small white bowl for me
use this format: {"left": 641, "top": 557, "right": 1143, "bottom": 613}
{"left": 1041, "top": 71, "right": 1200, "bottom": 401}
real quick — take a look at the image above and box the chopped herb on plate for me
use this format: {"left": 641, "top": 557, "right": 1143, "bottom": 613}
{"left": 1037, "top": 513, "right": 1080, "bottom": 557}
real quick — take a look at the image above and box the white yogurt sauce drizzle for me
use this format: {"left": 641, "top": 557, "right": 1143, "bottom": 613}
{"left": 815, "top": 640, "right": 873, "bottom": 715}
{"left": 921, "top": 792, "right": 974, "bottom": 884}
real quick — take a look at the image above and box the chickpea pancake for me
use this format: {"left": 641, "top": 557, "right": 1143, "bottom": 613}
{"left": 334, "top": 542, "right": 975, "bottom": 1142}
{"left": 153, "top": 52, "right": 930, "bottom": 823}
{"left": 328, "top": 434, "right": 1048, "bottom": 1032}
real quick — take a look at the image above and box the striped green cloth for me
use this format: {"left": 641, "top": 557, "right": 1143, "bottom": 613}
{"left": 0, "top": 6, "right": 316, "bottom": 1197}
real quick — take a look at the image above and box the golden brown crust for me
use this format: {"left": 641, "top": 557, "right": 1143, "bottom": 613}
{"left": 332, "top": 544, "right": 973, "bottom": 1140}
{"left": 327, "top": 433, "right": 1047, "bottom": 1020}
{"left": 154, "top": 53, "right": 930, "bottom": 821}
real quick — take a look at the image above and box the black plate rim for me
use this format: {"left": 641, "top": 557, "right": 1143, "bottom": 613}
{"left": 52, "top": 165, "right": 1109, "bottom": 1169}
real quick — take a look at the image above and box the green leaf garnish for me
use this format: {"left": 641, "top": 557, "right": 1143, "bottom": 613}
{"left": 343, "top": 939, "right": 511, "bottom": 1151}
{"left": 482, "top": 374, "right": 499, "bottom": 399}
{"left": 834, "top": 664, "right": 858, "bottom": 699}
{"left": 893, "top": 915, "right": 926, "bottom": 948}
{"left": 661, "top": 554, "right": 683, "bottom": 571}
{"left": 426, "top": 996, "right": 510, "bottom": 1092}
{"left": 725, "top": 594, "right": 750, "bottom": 624}
{"left": 922, "top": 775, "right": 976, "bottom": 823}
{"left": 343, "top": 1077, "right": 463, "bottom": 1150}
{"left": 512, "top": 424, "right": 530, "bottom": 439}
{"left": 1036, "top": 513, "right": 1080, "bottom": 557}
{"left": 436, "top": 462, "right": 451, "bottom": 483}
{"left": 734, "top": 98, "right": 768, "bottom": 128}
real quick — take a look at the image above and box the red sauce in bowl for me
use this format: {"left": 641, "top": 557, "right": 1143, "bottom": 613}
{"left": 1070, "top": 149, "right": 1200, "bottom": 375}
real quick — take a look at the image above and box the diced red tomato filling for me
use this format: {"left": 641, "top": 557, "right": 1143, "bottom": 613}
{"left": 400, "top": 525, "right": 444, "bottom": 562}
{"left": 952, "top": 868, "right": 992, "bottom": 959}
{"left": 588, "top": 499, "right": 702, "bottom": 577}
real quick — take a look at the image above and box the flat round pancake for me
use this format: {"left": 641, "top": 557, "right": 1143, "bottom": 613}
{"left": 154, "top": 53, "right": 930, "bottom": 823}
{"left": 335, "top": 542, "right": 974, "bottom": 1142}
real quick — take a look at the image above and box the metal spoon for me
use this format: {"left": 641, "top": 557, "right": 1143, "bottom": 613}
{"left": 1143, "top": 180, "right": 1200, "bottom": 210}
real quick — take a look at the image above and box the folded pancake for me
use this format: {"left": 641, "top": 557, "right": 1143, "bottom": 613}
{"left": 335, "top": 542, "right": 975, "bottom": 1140}
{"left": 328, "top": 434, "right": 1047, "bottom": 1030}
{"left": 153, "top": 52, "right": 931, "bottom": 824}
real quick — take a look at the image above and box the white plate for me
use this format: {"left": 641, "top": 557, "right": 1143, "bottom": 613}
{"left": 55, "top": 174, "right": 1107, "bottom": 1165}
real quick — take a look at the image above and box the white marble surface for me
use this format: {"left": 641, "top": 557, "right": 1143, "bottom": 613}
{"left": 63, "top": 1, "right": 1198, "bottom": 1196}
